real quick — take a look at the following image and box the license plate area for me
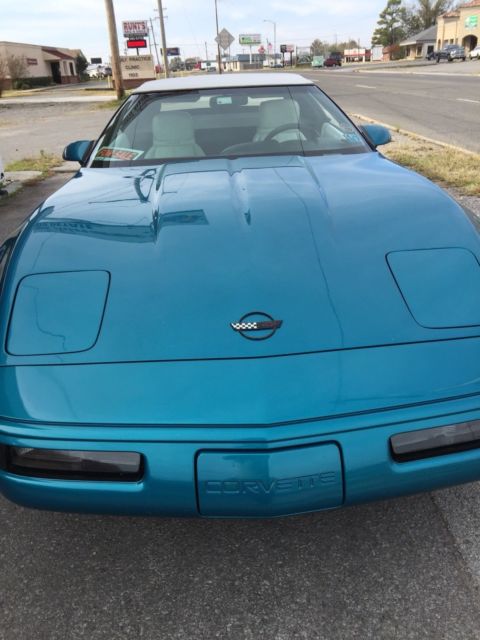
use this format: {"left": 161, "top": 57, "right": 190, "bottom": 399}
{"left": 196, "top": 444, "right": 343, "bottom": 517}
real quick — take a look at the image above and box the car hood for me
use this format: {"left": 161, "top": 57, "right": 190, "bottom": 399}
{"left": 2, "top": 152, "right": 480, "bottom": 366}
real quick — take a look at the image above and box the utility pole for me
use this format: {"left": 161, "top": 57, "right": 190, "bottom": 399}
{"left": 205, "top": 41, "right": 209, "bottom": 63}
{"left": 264, "top": 20, "right": 277, "bottom": 66}
{"left": 157, "top": 0, "right": 169, "bottom": 78}
{"left": 104, "top": 0, "right": 124, "bottom": 99}
{"left": 149, "top": 18, "right": 161, "bottom": 75}
{"left": 214, "top": 0, "right": 223, "bottom": 73}
{"left": 273, "top": 22, "right": 277, "bottom": 64}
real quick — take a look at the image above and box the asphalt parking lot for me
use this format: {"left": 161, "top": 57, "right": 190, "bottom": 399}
{"left": 1, "top": 79, "right": 480, "bottom": 639}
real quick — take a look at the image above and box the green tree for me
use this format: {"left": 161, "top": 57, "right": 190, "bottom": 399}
{"left": 372, "top": 0, "right": 407, "bottom": 46}
{"left": 75, "top": 53, "right": 88, "bottom": 80}
{"left": 185, "top": 57, "right": 201, "bottom": 71}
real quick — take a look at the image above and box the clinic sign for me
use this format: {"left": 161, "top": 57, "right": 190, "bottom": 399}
{"left": 119, "top": 55, "right": 155, "bottom": 81}
{"left": 239, "top": 34, "right": 262, "bottom": 46}
{"left": 122, "top": 21, "right": 149, "bottom": 38}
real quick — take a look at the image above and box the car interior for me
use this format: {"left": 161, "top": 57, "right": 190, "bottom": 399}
{"left": 92, "top": 86, "right": 367, "bottom": 165}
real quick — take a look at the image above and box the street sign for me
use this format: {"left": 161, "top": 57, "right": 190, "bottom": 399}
{"left": 239, "top": 33, "right": 262, "bottom": 46}
{"left": 165, "top": 47, "right": 180, "bottom": 56}
{"left": 215, "top": 28, "right": 235, "bottom": 51}
{"left": 122, "top": 20, "right": 148, "bottom": 38}
{"left": 91, "top": 57, "right": 102, "bottom": 64}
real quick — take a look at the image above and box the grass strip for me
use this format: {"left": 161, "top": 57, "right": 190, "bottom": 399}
{"left": 6, "top": 151, "right": 63, "bottom": 177}
{"left": 384, "top": 143, "right": 480, "bottom": 196}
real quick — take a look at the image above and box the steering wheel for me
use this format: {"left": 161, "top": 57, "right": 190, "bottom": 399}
{"left": 264, "top": 122, "right": 317, "bottom": 142}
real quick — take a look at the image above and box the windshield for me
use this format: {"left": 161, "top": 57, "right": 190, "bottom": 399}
{"left": 89, "top": 85, "right": 370, "bottom": 167}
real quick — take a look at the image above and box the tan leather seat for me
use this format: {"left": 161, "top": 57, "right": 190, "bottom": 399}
{"left": 145, "top": 112, "right": 205, "bottom": 159}
{"left": 254, "top": 99, "right": 302, "bottom": 142}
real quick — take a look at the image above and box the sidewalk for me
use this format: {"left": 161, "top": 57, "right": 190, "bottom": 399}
{"left": 0, "top": 173, "right": 72, "bottom": 242}
{"left": 1, "top": 95, "right": 114, "bottom": 104}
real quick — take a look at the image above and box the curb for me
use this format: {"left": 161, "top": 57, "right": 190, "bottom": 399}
{"left": 0, "top": 181, "right": 22, "bottom": 198}
{"left": 354, "top": 69, "right": 480, "bottom": 78}
{"left": 5, "top": 170, "right": 42, "bottom": 184}
{"left": 351, "top": 113, "right": 479, "bottom": 157}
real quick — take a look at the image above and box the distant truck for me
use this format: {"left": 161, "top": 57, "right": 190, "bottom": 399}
{"left": 311, "top": 55, "right": 325, "bottom": 68}
{"left": 324, "top": 51, "right": 342, "bottom": 67}
{"left": 427, "top": 44, "right": 466, "bottom": 62}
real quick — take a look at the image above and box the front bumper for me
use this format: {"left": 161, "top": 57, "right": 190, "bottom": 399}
{"left": 2, "top": 402, "right": 480, "bottom": 517}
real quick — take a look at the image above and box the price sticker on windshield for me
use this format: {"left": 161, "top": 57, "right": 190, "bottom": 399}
{"left": 96, "top": 147, "right": 144, "bottom": 161}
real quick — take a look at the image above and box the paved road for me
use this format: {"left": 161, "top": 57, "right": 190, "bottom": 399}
{"left": 2, "top": 173, "right": 480, "bottom": 639}
{"left": 302, "top": 68, "right": 480, "bottom": 152}
{"left": 0, "top": 103, "right": 114, "bottom": 165}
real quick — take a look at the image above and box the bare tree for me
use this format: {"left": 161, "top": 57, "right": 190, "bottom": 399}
{"left": 0, "top": 57, "right": 7, "bottom": 97}
{"left": 416, "top": 0, "right": 453, "bottom": 28}
{"left": 7, "top": 54, "right": 28, "bottom": 87}
{"left": 403, "top": 0, "right": 454, "bottom": 34}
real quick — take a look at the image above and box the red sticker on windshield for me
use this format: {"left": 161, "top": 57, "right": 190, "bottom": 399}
{"left": 96, "top": 147, "right": 144, "bottom": 161}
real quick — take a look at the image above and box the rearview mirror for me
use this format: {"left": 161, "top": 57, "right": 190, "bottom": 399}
{"left": 63, "top": 140, "right": 94, "bottom": 164}
{"left": 360, "top": 125, "right": 392, "bottom": 148}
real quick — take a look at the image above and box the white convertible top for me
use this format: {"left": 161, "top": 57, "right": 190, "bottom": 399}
{"left": 134, "top": 73, "right": 313, "bottom": 93}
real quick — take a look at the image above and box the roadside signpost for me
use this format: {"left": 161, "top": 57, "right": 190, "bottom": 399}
{"left": 280, "top": 44, "right": 295, "bottom": 66}
{"left": 127, "top": 39, "right": 148, "bottom": 53}
{"left": 216, "top": 28, "right": 235, "bottom": 51}
{"left": 215, "top": 28, "right": 235, "bottom": 70}
{"left": 119, "top": 54, "right": 155, "bottom": 86}
{"left": 122, "top": 21, "right": 149, "bottom": 38}
{"left": 122, "top": 21, "right": 149, "bottom": 57}
{"left": 239, "top": 33, "right": 262, "bottom": 65}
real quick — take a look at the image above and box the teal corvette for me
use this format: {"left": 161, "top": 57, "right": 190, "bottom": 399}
{"left": 1, "top": 73, "right": 480, "bottom": 517}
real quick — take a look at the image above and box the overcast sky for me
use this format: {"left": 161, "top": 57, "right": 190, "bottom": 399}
{"left": 1, "top": 1, "right": 386, "bottom": 61}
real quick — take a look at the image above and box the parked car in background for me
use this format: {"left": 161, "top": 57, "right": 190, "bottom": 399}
{"left": 434, "top": 44, "right": 466, "bottom": 62}
{"left": 86, "top": 64, "right": 110, "bottom": 79}
{"left": 469, "top": 46, "right": 480, "bottom": 60}
{"left": 324, "top": 52, "right": 342, "bottom": 67}
{"left": 2, "top": 73, "right": 480, "bottom": 518}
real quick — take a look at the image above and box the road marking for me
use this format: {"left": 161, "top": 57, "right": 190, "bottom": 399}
{"left": 457, "top": 98, "right": 480, "bottom": 104}
{"left": 355, "top": 84, "right": 376, "bottom": 89}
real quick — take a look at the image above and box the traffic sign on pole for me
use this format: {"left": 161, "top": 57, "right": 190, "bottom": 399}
{"left": 215, "top": 28, "right": 235, "bottom": 51}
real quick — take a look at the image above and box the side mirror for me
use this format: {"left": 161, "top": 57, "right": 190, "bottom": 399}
{"left": 360, "top": 125, "right": 392, "bottom": 148}
{"left": 62, "top": 140, "right": 94, "bottom": 164}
